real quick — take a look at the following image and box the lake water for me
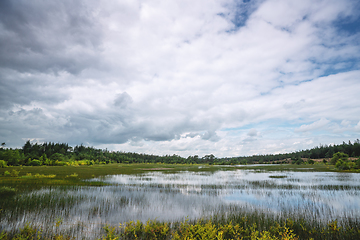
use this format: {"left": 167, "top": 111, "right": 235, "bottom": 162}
{"left": 1, "top": 168, "right": 360, "bottom": 238}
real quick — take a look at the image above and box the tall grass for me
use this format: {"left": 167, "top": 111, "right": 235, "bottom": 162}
{"left": 1, "top": 215, "right": 359, "bottom": 239}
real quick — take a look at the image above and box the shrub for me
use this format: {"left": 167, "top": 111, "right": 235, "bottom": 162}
{"left": 86, "top": 160, "right": 95, "bottom": 165}
{"left": 10, "top": 170, "right": 20, "bottom": 177}
{"left": 29, "top": 160, "right": 42, "bottom": 166}
{"left": 331, "top": 152, "right": 348, "bottom": 165}
{"left": 307, "top": 159, "right": 315, "bottom": 165}
{"left": 295, "top": 159, "right": 304, "bottom": 165}
{"left": 53, "top": 160, "right": 68, "bottom": 166}
{"left": 355, "top": 158, "right": 360, "bottom": 169}
{"left": 0, "top": 160, "right": 7, "bottom": 168}
{"left": 336, "top": 160, "right": 350, "bottom": 170}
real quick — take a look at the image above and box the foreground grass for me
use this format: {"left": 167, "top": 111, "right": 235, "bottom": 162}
{"left": 1, "top": 215, "right": 359, "bottom": 240}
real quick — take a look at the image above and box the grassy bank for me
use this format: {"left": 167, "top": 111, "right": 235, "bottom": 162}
{"left": 1, "top": 213, "right": 359, "bottom": 240}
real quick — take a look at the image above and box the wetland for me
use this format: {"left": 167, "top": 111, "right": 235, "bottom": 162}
{"left": 1, "top": 164, "right": 360, "bottom": 239}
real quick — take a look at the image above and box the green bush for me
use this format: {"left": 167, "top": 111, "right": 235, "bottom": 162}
{"left": 53, "top": 160, "right": 68, "bottom": 166}
{"left": 0, "top": 160, "right": 7, "bottom": 168}
{"left": 10, "top": 170, "right": 20, "bottom": 177}
{"left": 336, "top": 160, "right": 350, "bottom": 170}
{"left": 355, "top": 158, "right": 360, "bottom": 169}
{"left": 307, "top": 159, "right": 315, "bottom": 165}
{"left": 29, "top": 160, "right": 42, "bottom": 166}
{"left": 331, "top": 152, "right": 348, "bottom": 165}
{"left": 295, "top": 159, "right": 304, "bottom": 165}
{"left": 2, "top": 170, "right": 19, "bottom": 177}
{"left": 86, "top": 160, "right": 95, "bottom": 165}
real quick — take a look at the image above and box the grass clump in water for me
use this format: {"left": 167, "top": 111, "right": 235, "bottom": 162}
{"left": 66, "top": 173, "right": 78, "bottom": 178}
{"left": 268, "top": 175, "right": 287, "bottom": 179}
{"left": 21, "top": 173, "right": 56, "bottom": 179}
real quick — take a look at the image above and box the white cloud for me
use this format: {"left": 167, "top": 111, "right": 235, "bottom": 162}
{"left": 247, "top": 129, "right": 258, "bottom": 137}
{"left": 296, "top": 118, "right": 330, "bottom": 132}
{"left": 355, "top": 122, "right": 360, "bottom": 131}
{"left": 1, "top": 0, "right": 360, "bottom": 157}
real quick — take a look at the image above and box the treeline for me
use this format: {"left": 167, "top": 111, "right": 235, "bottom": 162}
{"left": 0, "top": 139, "right": 360, "bottom": 166}
{"left": 225, "top": 140, "right": 360, "bottom": 164}
{"left": 0, "top": 141, "right": 198, "bottom": 166}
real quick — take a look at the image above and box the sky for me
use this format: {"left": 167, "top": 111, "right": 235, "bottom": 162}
{"left": 1, "top": 0, "right": 360, "bottom": 158}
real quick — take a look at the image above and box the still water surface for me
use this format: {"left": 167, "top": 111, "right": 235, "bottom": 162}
{"left": 2, "top": 168, "right": 360, "bottom": 238}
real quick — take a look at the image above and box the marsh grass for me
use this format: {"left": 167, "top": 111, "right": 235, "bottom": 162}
{"left": 269, "top": 175, "right": 287, "bottom": 178}
{"left": 0, "top": 164, "right": 225, "bottom": 180}
{"left": 1, "top": 214, "right": 359, "bottom": 239}
{"left": 0, "top": 186, "right": 16, "bottom": 198}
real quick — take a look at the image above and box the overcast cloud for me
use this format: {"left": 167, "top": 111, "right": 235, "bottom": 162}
{"left": 1, "top": 0, "right": 360, "bottom": 157}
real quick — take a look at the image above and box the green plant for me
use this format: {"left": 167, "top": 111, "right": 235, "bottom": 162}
{"left": 0, "top": 160, "right": 7, "bottom": 168}
{"left": 143, "top": 220, "right": 170, "bottom": 240}
{"left": 29, "top": 160, "right": 42, "bottom": 166}
{"left": 355, "top": 157, "right": 360, "bottom": 169}
{"left": 101, "top": 224, "right": 119, "bottom": 240}
{"left": 10, "top": 170, "right": 20, "bottom": 177}
{"left": 307, "top": 159, "right": 315, "bottom": 165}
{"left": 66, "top": 173, "right": 78, "bottom": 178}
{"left": 331, "top": 152, "right": 348, "bottom": 165}
{"left": 0, "top": 231, "right": 8, "bottom": 240}
{"left": 122, "top": 220, "right": 143, "bottom": 239}
{"left": 0, "top": 186, "right": 16, "bottom": 197}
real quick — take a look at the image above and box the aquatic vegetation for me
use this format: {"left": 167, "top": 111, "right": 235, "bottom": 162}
{"left": 268, "top": 175, "right": 287, "bottom": 179}
{"left": 66, "top": 173, "right": 78, "bottom": 178}
{"left": 0, "top": 186, "right": 16, "bottom": 198}
{"left": 21, "top": 173, "right": 56, "bottom": 179}
{"left": 2, "top": 216, "right": 360, "bottom": 239}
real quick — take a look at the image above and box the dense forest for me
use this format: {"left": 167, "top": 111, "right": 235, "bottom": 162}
{"left": 0, "top": 139, "right": 360, "bottom": 166}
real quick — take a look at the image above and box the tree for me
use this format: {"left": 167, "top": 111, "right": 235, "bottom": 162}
{"left": 23, "top": 140, "right": 32, "bottom": 155}
{"left": 0, "top": 160, "right": 7, "bottom": 168}
{"left": 355, "top": 157, "right": 360, "bottom": 169}
{"left": 4, "top": 149, "right": 20, "bottom": 166}
{"left": 50, "top": 153, "right": 64, "bottom": 161}
{"left": 295, "top": 158, "right": 304, "bottom": 165}
{"left": 331, "top": 152, "right": 348, "bottom": 165}
{"left": 307, "top": 158, "right": 315, "bottom": 165}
